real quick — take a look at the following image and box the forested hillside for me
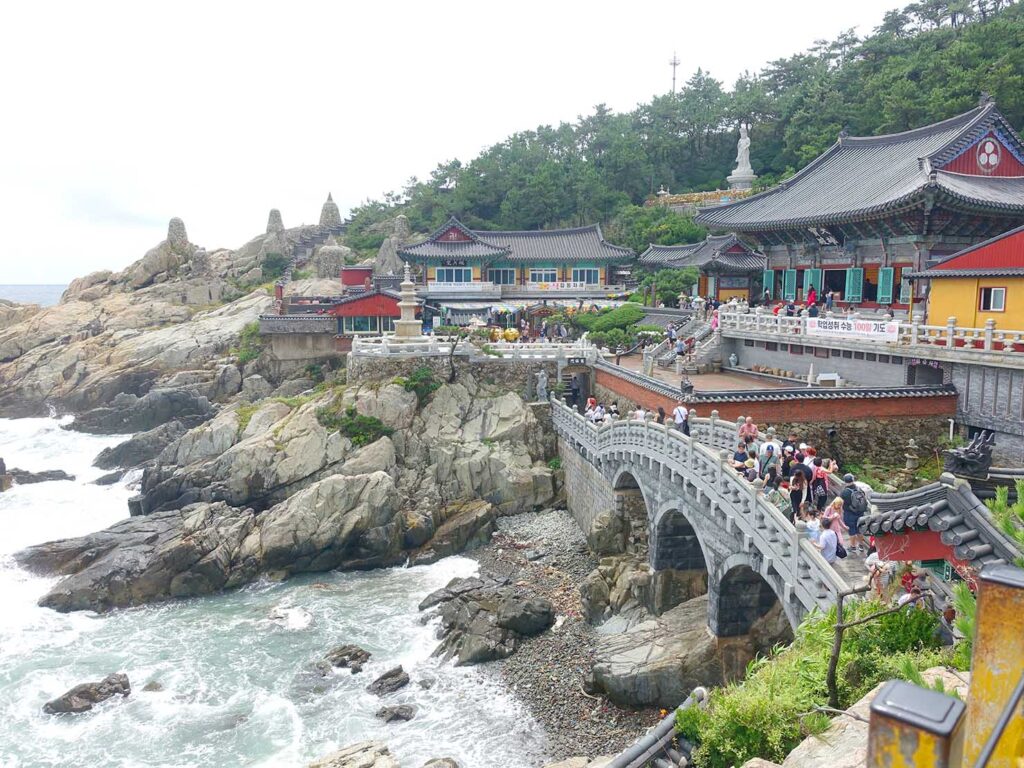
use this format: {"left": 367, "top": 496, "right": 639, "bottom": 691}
{"left": 347, "top": 0, "right": 1024, "bottom": 252}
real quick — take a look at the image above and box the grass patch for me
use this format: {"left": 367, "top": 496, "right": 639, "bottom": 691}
{"left": 395, "top": 366, "right": 440, "bottom": 405}
{"left": 676, "top": 599, "right": 953, "bottom": 768}
{"left": 547, "top": 457, "right": 562, "bottom": 471}
{"left": 230, "top": 322, "right": 263, "bottom": 365}
{"left": 316, "top": 403, "right": 393, "bottom": 447}
{"left": 236, "top": 403, "right": 259, "bottom": 435}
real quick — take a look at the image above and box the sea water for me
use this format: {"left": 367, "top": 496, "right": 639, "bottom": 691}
{"left": 0, "top": 417, "right": 546, "bottom": 767}
{"left": 0, "top": 286, "right": 66, "bottom": 307}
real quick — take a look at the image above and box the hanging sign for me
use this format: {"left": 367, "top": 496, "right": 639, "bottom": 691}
{"left": 806, "top": 317, "right": 899, "bottom": 341}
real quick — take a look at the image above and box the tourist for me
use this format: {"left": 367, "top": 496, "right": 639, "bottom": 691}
{"left": 672, "top": 400, "right": 689, "bottom": 436}
{"left": 803, "top": 506, "right": 822, "bottom": 543}
{"left": 632, "top": 405, "right": 647, "bottom": 421}
{"left": 738, "top": 416, "right": 759, "bottom": 441}
{"left": 655, "top": 406, "right": 666, "bottom": 425}
{"left": 675, "top": 337, "right": 686, "bottom": 357}
{"left": 610, "top": 402, "right": 620, "bottom": 418}
{"left": 823, "top": 498, "right": 851, "bottom": 554}
{"left": 897, "top": 585, "right": 923, "bottom": 608}
{"left": 816, "top": 515, "right": 841, "bottom": 563}
{"left": 761, "top": 444, "right": 779, "bottom": 488}
{"left": 570, "top": 375, "right": 581, "bottom": 408}
{"left": 759, "top": 431, "right": 782, "bottom": 459}
{"left": 789, "top": 471, "right": 809, "bottom": 521}
{"left": 807, "top": 285, "right": 818, "bottom": 307}
{"left": 667, "top": 325, "right": 676, "bottom": 342}
{"left": 808, "top": 303, "right": 820, "bottom": 318}
{"left": 811, "top": 457, "right": 830, "bottom": 511}
{"left": 782, "top": 431, "right": 800, "bottom": 452}
{"left": 780, "top": 445, "right": 796, "bottom": 480}
{"left": 743, "top": 458, "right": 758, "bottom": 482}
{"left": 840, "top": 473, "right": 869, "bottom": 553}
{"left": 802, "top": 445, "right": 817, "bottom": 467}
{"left": 865, "top": 543, "right": 892, "bottom": 597}
{"left": 585, "top": 405, "right": 597, "bottom": 422}
{"left": 732, "top": 441, "right": 749, "bottom": 472}
{"left": 586, "top": 395, "right": 597, "bottom": 412}
{"left": 710, "top": 309, "right": 720, "bottom": 331}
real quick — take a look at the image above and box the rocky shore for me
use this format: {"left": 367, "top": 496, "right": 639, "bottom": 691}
{"left": 470, "top": 509, "right": 661, "bottom": 762}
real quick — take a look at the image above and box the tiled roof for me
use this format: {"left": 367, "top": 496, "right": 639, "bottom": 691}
{"left": 858, "top": 477, "right": 1023, "bottom": 571}
{"left": 695, "top": 103, "right": 1024, "bottom": 232}
{"left": 907, "top": 268, "right": 1024, "bottom": 278}
{"left": 909, "top": 222, "right": 1024, "bottom": 278}
{"left": 329, "top": 289, "right": 417, "bottom": 308}
{"left": 638, "top": 235, "right": 764, "bottom": 273}
{"left": 399, "top": 216, "right": 633, "bottom": 263}
{"left": 684, "top": 383, "right": 956, "bottom": 404}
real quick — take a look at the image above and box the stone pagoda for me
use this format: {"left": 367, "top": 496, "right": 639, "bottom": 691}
{"left": 392, "top": 262, "right": 422, "bottom": 339}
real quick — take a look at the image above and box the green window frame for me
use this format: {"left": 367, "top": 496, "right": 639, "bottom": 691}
{"left": 762, "top": 270, "right": 775, "bottom": 299}
{"left": 845, "top": 268, "right": 864, "bottom": 303}
{"left": 898, "top": 267, "right": 912, "bottom": 304}
{"left": 803, "top": 268, "right": 822, "bottom": 297}
{"left": 529, "top": 269, "right": 558, "bottom": 283}
{"left": 572, "top": 268, "right": 599, "bottom": 285}
{"left": 877, "top": 267, "right": 895, "bottom": 304}
{"left": 435, "top": 267, "right": 472, "bottom": 283}
{"left": 487, "top": 268, "right": 517, "bottom": 285}
{"left": 783, "top": 269, "right": 798, "bottom": 301}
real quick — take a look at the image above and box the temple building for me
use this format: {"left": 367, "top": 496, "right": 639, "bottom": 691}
{"left": 910, "top": 223, "right": 1024, "bottom": 328}
{"left": 696, "top": 99, "right": 1024, "bottom": 313}
{"left": 638, "top": 234, "right": 764, "bottom": 302}
{"left": 397, "top": 216, "right": 634, "bottom": 304}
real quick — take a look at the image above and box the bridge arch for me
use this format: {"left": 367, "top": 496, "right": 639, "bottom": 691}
{"left": 710, "top": 552, "right": 794, "bottom": 638}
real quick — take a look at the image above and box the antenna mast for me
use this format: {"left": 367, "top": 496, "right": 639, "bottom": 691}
{"left": 669, "top": 52, "right": 680, "bottom": 94}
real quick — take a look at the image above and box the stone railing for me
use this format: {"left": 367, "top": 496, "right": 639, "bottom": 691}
{"left": 258, "top": 314, "right": 337, "bottom": 334}
{"left": 552, "top": 399, "right": 851, "bottom": 615}
{"left": 351, "top": 334, "right": 598, "bottom": 362}
{"left": 718, "top": 310, "right": 1024, "bottom": 367}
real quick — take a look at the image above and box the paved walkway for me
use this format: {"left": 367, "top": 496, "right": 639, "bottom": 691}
{"left": 615, "top": 354, "right": 786, "bottom": 392}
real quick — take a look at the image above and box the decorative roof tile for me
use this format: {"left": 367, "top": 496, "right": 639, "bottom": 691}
{"left": 399, "top": 216, "right": 633, "bottom": 264}
{"left": 639, "top": 235, "right": 764, "bottom": 273}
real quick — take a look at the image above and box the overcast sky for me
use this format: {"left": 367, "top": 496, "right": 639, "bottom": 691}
{"left": 1, "top": 0, "right": 901, "bottom": 284}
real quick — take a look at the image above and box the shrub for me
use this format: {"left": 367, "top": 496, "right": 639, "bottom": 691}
{"left": 316, "top": 404, "right": 393, "bottom": 447}
{"left": 304, "top": 363, "right": 325, "bottom": 384}
{"left": 261, "top": 253, "right": 289, "bottom": 281}
{"left": 231, "top": 322, "right": 262, "bottom": 364}
{"left": 481, "top": 344, "right": 503, "bottom": 358}
{"left": 236, "top": 403, "right": 259, "bottom": 435}
{"left": 401, "top": 366, "right": 441, "bottom": 404}
{"left": 985, "top": 480, "right": 1024, "bottom": 567}
{"left": 547, "top": 457, "right": 562, "bottom": 471}
{"left": 677, "top": 599, "right": 947, "bottom": 768}
{"left": 589, "top": 303, "right": 646, "bottom": 333}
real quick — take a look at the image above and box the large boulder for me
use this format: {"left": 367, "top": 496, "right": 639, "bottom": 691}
{"left": 17, "top": 471, "right": 404, "bottom": 612}
{"left": 421, "top": 576, "right": 554, "bottom": 666}
{"left": 68, "top": 389, "right": 212, "bottom": 435}
{"left": 9, "top": 468, "right": 75, "bottom": 485}
{"left": 43, "top": 673, "right": 130, "bottom": 714}
{"left": 366, "top": 666, "right": 410, "bottom": 696}
{"left": 127, "top": 218, "right": 196, "bottom": 289}
{"left": 308, "top": 741, "right": 399, "bottom": 768}
{"left": 409, "top": 499, "right": 496, "bottom": 566}
{"left": 92, "top": 421, "right": 186, "bottom": 470}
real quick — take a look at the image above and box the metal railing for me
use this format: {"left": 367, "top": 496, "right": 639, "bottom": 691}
{"left": 551, "top": 399, "right": 850, "bottom": 615}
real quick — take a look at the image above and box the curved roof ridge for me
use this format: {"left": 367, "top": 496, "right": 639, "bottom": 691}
{"left": 842, "top": 104, "right": 989, "bottom": 147}
{"left": 475, "top": 223, "right": 601, "bottom": 236}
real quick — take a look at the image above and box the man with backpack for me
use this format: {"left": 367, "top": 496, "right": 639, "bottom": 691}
{"left": 840, "top": 473, "right": 870, "bottom": 554}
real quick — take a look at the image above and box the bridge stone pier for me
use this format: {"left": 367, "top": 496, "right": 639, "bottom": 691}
{"left": 553, "top": 400, "right": 848, "bottom": 636}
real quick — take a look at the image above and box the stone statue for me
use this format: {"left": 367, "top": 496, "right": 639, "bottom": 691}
{"left": 535, "top": 370, "right": 549, "bottom": 401}
{"left": 735, "top": 124, "right": 752, "bottom": 174}
{"left": 943, "top": 431, "right": 995, "bottom": 477}
{"left": 727, "top": 123, "right": 757, "bottom": 190}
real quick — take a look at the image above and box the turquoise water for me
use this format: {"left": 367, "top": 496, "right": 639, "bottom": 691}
{"left": 0, "top": 418, "right": 546, "bottom": 767}
{"left": 0, "top": 285, "right": 66, "bottom": 307}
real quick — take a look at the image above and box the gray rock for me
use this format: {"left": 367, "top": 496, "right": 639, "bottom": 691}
{"left": 496, "top": 597, "right": 555, "bottom": 636}
{"left": 17, "top": 471, "right": 404, "bottom": 612}
{"left": 93, "top": 470, "right": 124, "bottom": 486}
{"left": 375, "top": 704, "right": 416, "bottom": 723}
{"left": 423, "top": 760, "right": 460, "bottom": 768}
{"left": 308, "top": 741, "right": 399, "bottom": 768}
{"left": 323, "top": 644, "right": 371, "bottom": 674}
{"left": 92, "top": 421, "right": 186, "bottom": 469}
{"left": 408, "top": 499, "right": 496, "bottom": 566}
{"left": 210, "top": 365, "right": 242, "bottom": 401}
{"left": 272, "top": 378, "right": 315, "bottom": 398}
{"left": 9, "top": 468, "right": 75, "bottom": 485}
{"left": 141, "top": 681, "right": 163, "bottom": 692}
{"left": 366, "top": 666, "right": 410, "bottom": 696}
{"left": 241, "top": 375, "right": 273, "bottom": 401}
{"left": 267, "top": 209, "right": 284, "bottom": 235}
{"left": 43, "top": 673, "right": 130, "bottom": 714}
{"left": 68, "top": 389, "right": 212, "bottom": 435}
{"left": 319, "top": 194, "right": 342, "bottom": 229}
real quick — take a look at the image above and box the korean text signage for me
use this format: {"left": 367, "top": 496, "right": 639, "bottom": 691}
{"left": 806, "top": 317, "right": 899, "bottom": 341}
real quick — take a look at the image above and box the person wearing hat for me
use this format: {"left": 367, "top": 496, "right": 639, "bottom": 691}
{"left": 761, "top": 444, "right": 779, "bottom": 488}
{"left": 743, "top": 457, "right": 758, "bottom": 482}
{"left": 840, "top": 473, "right": 869, "bottom": 554}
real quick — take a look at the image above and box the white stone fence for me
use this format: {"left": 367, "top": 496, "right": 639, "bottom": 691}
{"left": 551, "top": 399, "right": 850, "bottom": 615}
{"left": 719, "top": 309, "right": 1024, "bottom": 366}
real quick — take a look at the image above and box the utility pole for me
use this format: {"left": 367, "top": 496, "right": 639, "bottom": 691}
{"left": 669, "top": 52, "right": 680, "bottom": 94}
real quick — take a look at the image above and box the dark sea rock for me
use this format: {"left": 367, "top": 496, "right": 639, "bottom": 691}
{"left": 67, "top": 389, "right": 212, "bottom": 435}
{"left": 366, "top": 666, "right": 410, "bottom": 696}
{"left": 375, "top": 704, "right": 416, "bottom": 723}
{"left": 422, "top": 576, "right": 554, "bottom": 666}
{"left": 323, "top": 644, "right": 372, "bottom": 674}
{"left": 43, "top": 673, "right": 130, "bottom": 714}
{"left": 10, "top": 468, "right": 75, "bottom": 484}
{"left": 93, "top": 470, "right": 124, "bottom": 486}
{"left": 92, "top": 421, "right": 186, "bottom": 469}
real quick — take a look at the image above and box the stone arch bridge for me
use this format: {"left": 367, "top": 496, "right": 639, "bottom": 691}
{"left": 552, "top": 400, "right": 849, "bottom": 637}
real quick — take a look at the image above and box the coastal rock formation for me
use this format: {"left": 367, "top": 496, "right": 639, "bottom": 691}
{"left": 17, "top": 471, "right": 405, "bottom": 612}
{"left": 128, "top": 218, "right": 196, "bottom": 289}
{"left": 70, "top": 390, "right": 212, "bottom": 435}
{"left": 420, "top": 576, "right": 554, "bottom": 665}
{"left": 373, "top": 216, "right": 409, "bottom": 276}
{"left": 0, "top": 298, "right": 41, "bottom": 330}
{"left": 267, "top": 209, "right": 284, "bottom": 234}
{"left": 43, "top": 673, "right": 130, "bottom": 714}
{"left": 590, "top": 594, "right": 792, "bottom": 708}
{"left": 408, "top": 499, "right": 496, "bottom": 565}
{"left": 308, "top": 742, "right": 399, "bottom": 768}
{"left": 323, "top": 644, "right": 371, "bottom": 674}
{"left": 9, "top": 468, "right": 75, "bottom": 485}
{"left": 367, "top": 666, "right": 410, "bottom": 696}
{"left": 376, "top": 705, "right": 416, "bottom": 723}
{"left": 93, "top": 420, "right": 185, "bottom": 469}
